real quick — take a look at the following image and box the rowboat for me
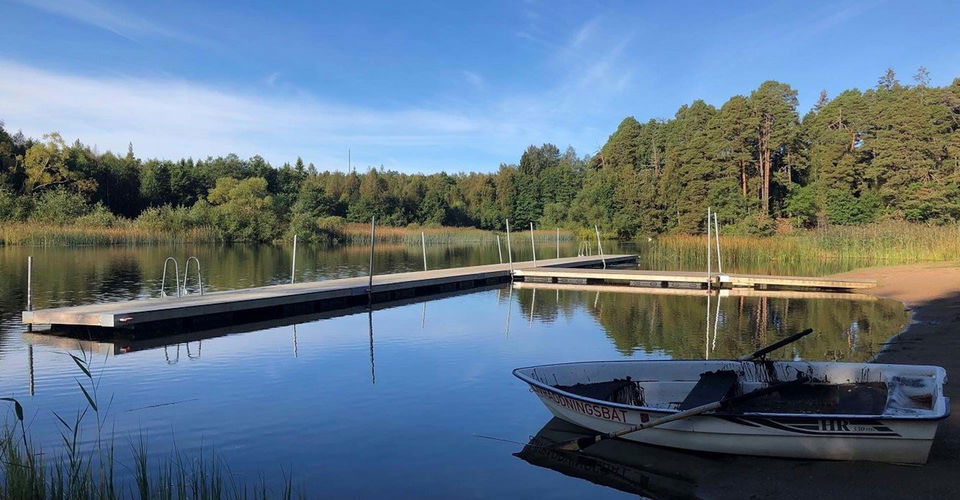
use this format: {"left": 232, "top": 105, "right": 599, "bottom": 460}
{"left": 513, "top": 359, "right": 948, "bottom": 464}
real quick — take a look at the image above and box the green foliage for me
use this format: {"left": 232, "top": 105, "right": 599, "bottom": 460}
{"left": 725, "top": 212, "right": 777, "bottom": 236}
{"left": 784, "top": 185, "right": 819, "bottom": 228}
{"left": 824, "top": 189, "right": 880, "bottom": 225}
{"left": 0, "top": 185, "right": 30, "bottom": 221}
{"left": 29, "top": 188, "right": 92, "bottom": 225}
{"left": 207, "top": 177, "right": 279, "bottom": 242}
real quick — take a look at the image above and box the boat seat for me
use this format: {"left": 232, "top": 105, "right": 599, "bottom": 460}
{"left": 555, "top": 378, "right": 643, "bottom": 405}
{"left": 679, "top": 370, "right": 738, "bottom": 410}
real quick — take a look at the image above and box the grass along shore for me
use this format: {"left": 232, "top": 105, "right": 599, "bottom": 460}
{"left": 2, "top": 220, "right": 960, "bottom": 268}
{"left": 653, "top": 221, "right": 960, "bottom": 267}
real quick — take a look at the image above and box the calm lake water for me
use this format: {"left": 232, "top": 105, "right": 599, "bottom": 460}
{"left": 0, "top": 241, "right": 908, "bottom": 497}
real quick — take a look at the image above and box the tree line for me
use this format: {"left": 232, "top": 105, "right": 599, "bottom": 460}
{"left": 1, "top": 67, "right": 959, "bottom": 242}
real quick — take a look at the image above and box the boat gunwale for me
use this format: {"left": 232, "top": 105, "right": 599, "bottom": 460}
{"left": 513, "top": 359, "right": 950, "bottom": 422}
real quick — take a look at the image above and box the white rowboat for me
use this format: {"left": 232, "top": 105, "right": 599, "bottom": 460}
{"left": 514, "top": 360, "right": 948, "bottom": 464}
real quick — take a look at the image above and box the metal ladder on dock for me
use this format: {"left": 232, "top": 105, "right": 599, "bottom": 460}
{"left": 160, "top": 256, "right": 204, "bottom": 298}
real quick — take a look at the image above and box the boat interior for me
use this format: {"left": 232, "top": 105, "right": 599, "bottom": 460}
{"left": 517, "top": 360, "right": 948, "bottom": 418}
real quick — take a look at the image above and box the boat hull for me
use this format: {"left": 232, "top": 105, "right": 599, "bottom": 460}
{"left": 521, "top": 365, "right": 944, "bottom": 464}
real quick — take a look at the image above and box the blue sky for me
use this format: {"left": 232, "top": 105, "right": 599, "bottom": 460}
{"left": 1, "top": 0, "right": 958, "bottom": 173}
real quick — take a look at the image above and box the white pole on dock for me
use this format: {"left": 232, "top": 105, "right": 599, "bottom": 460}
{"left": 496, "top": 235, "right": 503, "bottom": 263}
{"left": 556, "top": 228, "right": 560, "bottom": 259}
{"left": 594, "top": 225, "right": 606, "bottom": 269}
{"left": 530, "top": 222, "right": 537, "bottom": 263}
{"left": 706, "top": 207, "right": 712, "bottom": 290}
{"left": 506, "top": 219, "right": 513, "bottom": 274}
{"left": 290, "top": 234, "right": 298, "bottom": 284}
{"left": 26, "top": 256, "right": 32, "bottom": 332}
{"left": 368, "top": 216, "right": 376, "bottom": 303}
{"left": 421, "top": 231, "right": 428, "bottom": 271}
{"left": 713, "top": 211, "right": 722, "bottom": 275}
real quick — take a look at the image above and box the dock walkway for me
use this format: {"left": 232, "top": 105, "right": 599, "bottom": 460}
{"left": 23, "top": 255, "right": 635, "bottom": 329}
{"left": 513, "top": 267, "right": 875, "bottom": 291}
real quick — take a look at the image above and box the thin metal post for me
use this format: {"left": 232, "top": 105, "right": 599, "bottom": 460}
{"left": 556, "top": 228, "right": 560, "bottom": 259}
{"left": 529, "top": 222, "right": 537, "bottom": 263}
{"left": 368, "top": 309, "right": 375, "bottom": 384}
{"left": 705, "top": 292, "right": 711, "bottom": 359}
{"left": 291, "top": 234, "right": 298, "bottom": 284}
{"left": 28, "top": 345, "right": 35, "bottom": 395}
{"left": 594, "top": 225, "right": 606, "bottom": 269}
{"left": 368, "top": 216, "right": 376, "bottom": 303}
{"left": 706, "top": 207, "right": 712, "bottom": 290}
{"left": 713, "top": 211, "right": 722, "bottom": 275}
{"left": 505, "top": 219, "right": 513, "bottom": 274}
{"left": 421, "top": 231, "right": 428, "bottom": 271}
{"left": 496, "top": 235, "right": 503, "bottom": 263}
{"left": 26, "top": 256, "right": 33, "bottom": 332}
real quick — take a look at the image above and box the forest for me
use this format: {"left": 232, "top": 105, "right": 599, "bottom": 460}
{"left": 1, "top": 67, "right": 959, "bottom": 243}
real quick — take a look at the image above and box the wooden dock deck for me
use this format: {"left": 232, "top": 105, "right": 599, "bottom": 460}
{"left": 513, "top": 267, "right": 875, "bottom": 292}
{"left": 22, "top": 254, "right": 636, "bottom": 330}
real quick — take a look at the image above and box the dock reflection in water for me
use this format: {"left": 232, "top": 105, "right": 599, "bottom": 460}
{"left": 10, "top": 280, "right": 909, "bottom": 497}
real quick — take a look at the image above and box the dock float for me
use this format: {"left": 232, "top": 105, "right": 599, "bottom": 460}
{"left": 512, "top": 267, "right": 875, "bottom": 292}
{"left": 22, "top": 254, "right": 636, "bottom": 331}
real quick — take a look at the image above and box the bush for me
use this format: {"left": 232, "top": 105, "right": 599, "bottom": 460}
{"left": 725, "top": 212, "right": 777, "bottom": 236}
{"left": 0, "top": 186, "right": 31, "bottom": 222}
{"left": 29, "top": 188, "right": 91, "bottom": 224}
{"left": 207, "top": 177, "right": 279, "bottom": 241}
{"left": 135, "top": 205, "right": 197, "bottom": 232}
{"left": 824, "top": 189, "right": 880, "bottom": 225}
{"left": 784, "top": 185, "right": 818, "bottom": 228}
{"left": 76, "top": 203, "right": 117, "bottom": 227}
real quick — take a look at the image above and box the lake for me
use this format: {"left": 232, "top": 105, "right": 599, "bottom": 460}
{"left": 0, "top": 241, "right": 908, "bottom": 497}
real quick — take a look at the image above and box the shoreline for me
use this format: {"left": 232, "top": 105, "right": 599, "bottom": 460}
{"left": 712, "top": 263, "right": 960, "bottom": 499}
{"left": 663, "top": 263, "right": 960, "bottom": 499}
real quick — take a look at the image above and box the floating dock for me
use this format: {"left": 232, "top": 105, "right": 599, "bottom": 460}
{"left": 22, "top": 254, "right": 636, "bottom": 330}
{"left": 511, "top": 281, "right": 879, "bottom": 301}
{"left": 512, "top": 267, "right": 876, "bottom": 292}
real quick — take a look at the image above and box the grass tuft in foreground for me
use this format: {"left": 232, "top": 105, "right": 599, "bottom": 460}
{"left": 0, "top": 347, "right": 300, "bottom": 499}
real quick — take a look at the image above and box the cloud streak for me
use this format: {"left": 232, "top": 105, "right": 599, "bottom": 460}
{"left": 11, "top": 0, "right": 193, "bottom": 41}
{"left": 0, "top": 60, "right": 489, "bottom": 169}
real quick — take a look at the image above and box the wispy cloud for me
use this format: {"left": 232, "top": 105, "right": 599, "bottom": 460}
{"left": 461, "top": 70, "right": 485, "bottom": 90}
{"left": 0, "top": 60, "right": 485, "bottom": 169}
{"left": 11, "top": 0, "right": 193, "bottom": 41}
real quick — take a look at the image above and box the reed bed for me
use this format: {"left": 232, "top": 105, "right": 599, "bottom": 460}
{"left": 341, "top": 223, "right": 574, "bottom": 245}
{"left": 655, "top": 221, "right": 960, "bottom": 269}
{"left": 0, "top": 223, "right": 223, "bottom": 247}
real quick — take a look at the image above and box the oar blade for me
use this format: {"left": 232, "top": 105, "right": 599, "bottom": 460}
{"left": 556, "top": 436, "right": 598, "bottom": 452}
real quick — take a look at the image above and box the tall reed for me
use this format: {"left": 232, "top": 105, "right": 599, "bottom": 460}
{"left": 651, "top": 221, "right": 960, "bottom": 273}
{"left": 0, "top": 223, "right": 223, "bottom": 246}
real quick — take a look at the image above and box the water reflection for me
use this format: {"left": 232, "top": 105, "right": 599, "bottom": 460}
{"left": 516, "top": 417, "right": 843, "bottom": 499}
{"left": 3, "top": 272, "right": 911, "bottom": 496}
{"left": 512, "top": 282, "right": 902, "bottom": 362}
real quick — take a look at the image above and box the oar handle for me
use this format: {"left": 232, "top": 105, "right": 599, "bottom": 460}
{"left": 739, "top": 328, "right": 813, "bottom": 361}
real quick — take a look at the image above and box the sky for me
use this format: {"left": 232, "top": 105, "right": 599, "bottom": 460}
{"left": 1, "top": 0, "right": 958, "bottom": 173}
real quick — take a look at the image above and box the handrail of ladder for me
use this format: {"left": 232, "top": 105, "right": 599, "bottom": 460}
{"left": 183, "top": 256, "right": 204, "bottom": 296}
{"left": 160, "top": 257, "right": 181, "bottom": 298}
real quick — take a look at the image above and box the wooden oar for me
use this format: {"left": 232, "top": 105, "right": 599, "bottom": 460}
{"left": 739, "top": 328, "right": 813, "bottom": 361}
{"left": 556, "top": 376, "right": 808, "bottom": 451}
